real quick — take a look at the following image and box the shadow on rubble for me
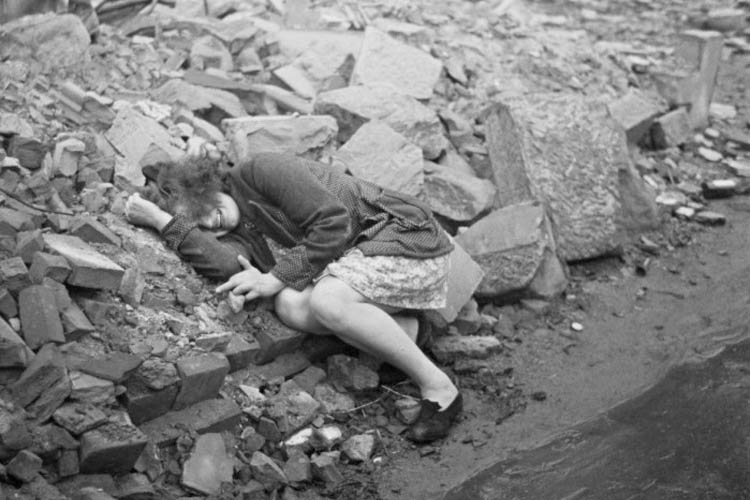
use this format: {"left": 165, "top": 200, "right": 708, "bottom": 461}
{"left": 443, "top": 337, "right": 750, "bottom": 500}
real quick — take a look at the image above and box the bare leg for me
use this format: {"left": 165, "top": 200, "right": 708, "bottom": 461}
{"left": 307, "top": 276, "right": 458, "bottom": 408}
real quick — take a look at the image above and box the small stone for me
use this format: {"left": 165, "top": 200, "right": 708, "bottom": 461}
{"left": 430, "top": 336, "right": 502, "bottom": 363}
{"left": 675, "top": 206, "right": 696, "bottom": 219}
{"left": 570, "top": 322, "right": 584, "bottom": 332}
{"left": 694, "top": 210, "right": 726, "bottom": 225}
{"left": 283, "top": 451, "right": 312, "bottom": 483}
{"left": 697, "top": 147, "right": 723, "bottom": 162}
{"left": 310, "top": 425, "right": 343, "bottom": 451}
{"left": 394, "top": 397, "right": 421, "bottom": 424}
{"left": 29, "top": 252, "right": 72, "bottom": 283}
{"left": 0, "top": 257, "right": 31, "bottom": 293}
{"left": 250, "top": 451, "right": 288, "bottom": 487}
{"left": 341, "top": 433, "right": 375, "bottom": 462}
{"left": 326, "top": 354, "right": 379, "bottom": 392}
{"left": 310, "top": 452, "right": 343, "bottom": 485}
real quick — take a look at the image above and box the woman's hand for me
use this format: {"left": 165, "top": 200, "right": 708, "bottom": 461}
{"left": 125, "top": 193, "right": 173, "bottom": 231}
{"left": 216, "top": 255, "right": 285, "bottom": 302}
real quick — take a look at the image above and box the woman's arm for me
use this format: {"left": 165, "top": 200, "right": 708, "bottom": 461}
{"left": 239, "top": 153, "right": 353, "bottom": 290}
{"left": 125, "top": 193, "right": 274, "bottom": 280}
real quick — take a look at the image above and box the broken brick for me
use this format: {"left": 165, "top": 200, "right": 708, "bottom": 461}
{"left": 79, "top": 421, "right": 148, "bottom": 473}
{"left": 53, "top": 403, "right": 108, "bottom": 435}
{"left": 607, "top": 89, "right": 664, "bottom": 144}
{"left": 42, "top": 234, "right": 124, "bottom": 291}
{"left": 26, "top": 372, "right": 71, "bottom": 423}
{"left": 430, "top": 335, "right": 502, "bottom": 363}
{"left": 224, "top": 334, "right": 260, "bottom": 372}
{"left": 173, "top": 353, "right": 230, "bottom": 410}
{"left": 14, "top": 229, "right": 44, "bottom": 264}
{"left": 139, "top": 398, "right": 242, "bottom": 447}
{"left": 0, "top": 316, "right": 32, "bottom": 368}
{"left": 118, "top": 268, "right": 145, "bottom": 306}
{"left": 327, "top": 354, "right": 379, "bottom": 392}
{"left": 10, "top": 344, "right": 66, "bottom": 407}
{"left": 7, "top": 449, "right": 43, "bottom": 482}
{"left": 8, "top": 136, "right": 45, "bottom": 170}
{"left": 249, "top": 451, "right": 288, "bottom": 488}
{"left": 60, "top": 302, "right": 96, "bottom": 340}
{"left": 651, "top": 107, "right": 692, "bottom": 149}
{"left": 0, "top": 257, "right": 31, "bottom": 293}
{"left": 19, "top": 284, "right": 65, "bottom": 350}
{"left": 78, "top": 352, "right": 142, "bottom": 383}
{"left": 58, "top": 449, "right": 80, "bottom": 478}
{"left": 29, "top": 252, "right": 72, "bottom": 284}
{"left": 0, "top": 288, "right": 18, "bottom": 318}
{"left": 0, "top": 208, "right": 36, "bottom": 238}
{"left": 69, "top": 217, "right": 121, "bottom": 247}
{"left": 253, "top": 312, "right": 307, "bottom": 364}
{"left": 121, "top": 361, "right": 180, "bottom": 425}
{"left": 310, "top": 452, "right": 344, "bottom": 485}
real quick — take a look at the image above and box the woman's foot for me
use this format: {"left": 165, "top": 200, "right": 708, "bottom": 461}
{"left": 406, "top": 391, "right": 463, "bottom": 443}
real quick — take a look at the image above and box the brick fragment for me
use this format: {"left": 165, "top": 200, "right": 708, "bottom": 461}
{"left": 42, "top": 234, "right": 124, "bottom": 290}
{"left": 430, "top": 335, "right": 502, "bottom": 363}
{"left": 253, "top": 311, "right": 307, "bottom": 364}
{"left": 14, "top": 229, "right": 44, "bottom": 264}
{"left": 173, "top": 353, "right": 230, "bottom": 410}
{"left": 327, "top": 354, "right": 379, "bottom": 392}
{"left": 0, "top": 316, "right": 32, "bottom": 368}
{"left": 79, "top": 422, "right": 148, "bottom": 473}
{"left": 69, "top": 217, "right": 121, "bottom": 247}
{"left": 0, "top": 207, "right": 35, "bottom": 237}
{"left": 121, "top": 360, "right": 180, "bottom": 425}
{"left": 115, "top": 473, "right": 155, "bottom": 500}
{"left": 7, "top": 449, "right": 43, "bottom": 482}
{"left": 29, "top": 252, "right": 72, "bottom": 283}
{"left": 58, "top": 449, "right": 80, "bottom": 478}
{"left": 26, "top": 373, "right": 71, "bottom": 423}
{"left": 249, "top": 451, "right": 288, "bottom": 487}
{"left": 0, "top": 256, "right": 31, "bottom": 293}
{"left": 607, "top": 89, "right": 664, "bottom": 144}
{"left": 10, "top": 344, "right": 67, "bottom": 407}
{"left": 19, "top": 285, "right": 65, "bottom": 350}
{"left": 0, "top": 287, "right": 18, "bottom": 318}
{"left": 652, "top": 107, "right": 692, "bottom": 149}
{"left": 53, "top": 403, "right": 108, "bottom": 435}
{"left": 224, "top": 334, "right": 260, "bottom": 372}
{"left": 61, "top": 302, "right": 96, "bottom": 340}
{"left": 310, "top": 452, "right": 344, "bottom": 485}
{"left": 78, "top": 352, "right": 142, "bottom": 383}
{"left": 139, "top": 398, "right": 242, "bottom": 447}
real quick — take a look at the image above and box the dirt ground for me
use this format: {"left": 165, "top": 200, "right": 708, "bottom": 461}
{"left": 368, "top": 4, "right": 750, "bottom": 500}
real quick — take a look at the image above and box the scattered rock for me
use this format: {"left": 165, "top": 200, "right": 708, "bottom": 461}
{"left": 181, "top": 433, "right": 233, "bottom": 495}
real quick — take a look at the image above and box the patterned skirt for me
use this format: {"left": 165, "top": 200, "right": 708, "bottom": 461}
{"left": 320, "top": 248, "right": 450, "bottom": 310}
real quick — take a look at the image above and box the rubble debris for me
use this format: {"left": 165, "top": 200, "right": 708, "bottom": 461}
{"left": 423, "top": 161, "right": 496, "bottom": 222}
{"left": 79, "top": 421, "right": 148, "bottom": 473}
{"left": 607, "top": 89, "right": 665, "bottom": 145}
{"left": 42, "top": 234, "right": 125, "bottom": 290}
{"left": 430, "top": 335, "right": 503, "bottom": 363}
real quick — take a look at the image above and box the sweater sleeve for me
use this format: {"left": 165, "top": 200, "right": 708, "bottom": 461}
{"left": 241, "top": 153, "right": 352, "bottom": 290}
{"left": 161, "top": 214, "right": 275, "bottom": 280}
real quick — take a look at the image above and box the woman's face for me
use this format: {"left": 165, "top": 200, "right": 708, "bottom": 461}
{"left": 197, "top": 193, "right": 241, "bottom": 235}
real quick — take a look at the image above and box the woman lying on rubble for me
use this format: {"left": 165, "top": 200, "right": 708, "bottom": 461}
{"left": 124, "top": 152, "right": 462, "bottom": 442}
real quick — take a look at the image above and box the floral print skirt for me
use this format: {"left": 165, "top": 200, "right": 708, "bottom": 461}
{"left": 320, "top": 248, "right": 450, "bottom": 310}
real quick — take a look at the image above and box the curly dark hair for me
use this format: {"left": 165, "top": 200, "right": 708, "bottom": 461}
{"left": 141, "top": 156, "right": 231, "bottom": 221}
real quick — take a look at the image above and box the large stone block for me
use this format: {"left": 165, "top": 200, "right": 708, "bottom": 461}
{"left": 315, "top": 85, "right": 448, "bottom": 159}
{"left": 351, "top": 27, "right": 442, "bottom": 99}
{"left": 331, "top": 121, "right": 424, "bottom": 197}
{"left": 484, "top": 95, "right": 658, "bottom": 262}
{"left": 42, "top": 234, "right": 124, "bottom": 291}
{"left": 173, "top": 354, "right": 230, "bottom": 410}
{"left": 456, "top": 201, "right": 567, "bottom": 298}
{"left": 423, "top": 162, "right": 496, "bottom": 222}
{"left": 10, "top": 344, "right": 66, "bottom": 408}
{"left": 223, "top": 115, "right": 338, "bottom": 162}
{"left": 19, "top": 285, "right": 65, "bottom": 351}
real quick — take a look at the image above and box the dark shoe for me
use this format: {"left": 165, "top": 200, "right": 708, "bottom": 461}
{"left": 407, "top": 392, "right": 463, "bottom": 443}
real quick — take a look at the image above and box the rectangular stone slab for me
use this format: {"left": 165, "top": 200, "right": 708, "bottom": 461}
{"left": 42, "top": 234, "right": 124, "bottom": 290}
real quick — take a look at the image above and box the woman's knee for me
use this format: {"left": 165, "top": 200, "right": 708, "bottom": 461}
{"left": 274, "top": 288, "right": 311, "bottom": 329}
{"left": 308, "top": 280, "right": 352, "bottom": 330}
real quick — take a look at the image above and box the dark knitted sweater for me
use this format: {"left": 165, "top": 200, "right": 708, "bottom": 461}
{"left": 162, "top": 152, "right": 453, "bottom": 289}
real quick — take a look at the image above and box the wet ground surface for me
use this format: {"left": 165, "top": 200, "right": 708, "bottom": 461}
{"left": 444, "top": 335, "right": 750, "bottom": 500}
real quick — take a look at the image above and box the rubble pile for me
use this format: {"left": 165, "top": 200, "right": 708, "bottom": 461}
{"left": 0, "top": 0, "right": 749, "bottom": 498}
